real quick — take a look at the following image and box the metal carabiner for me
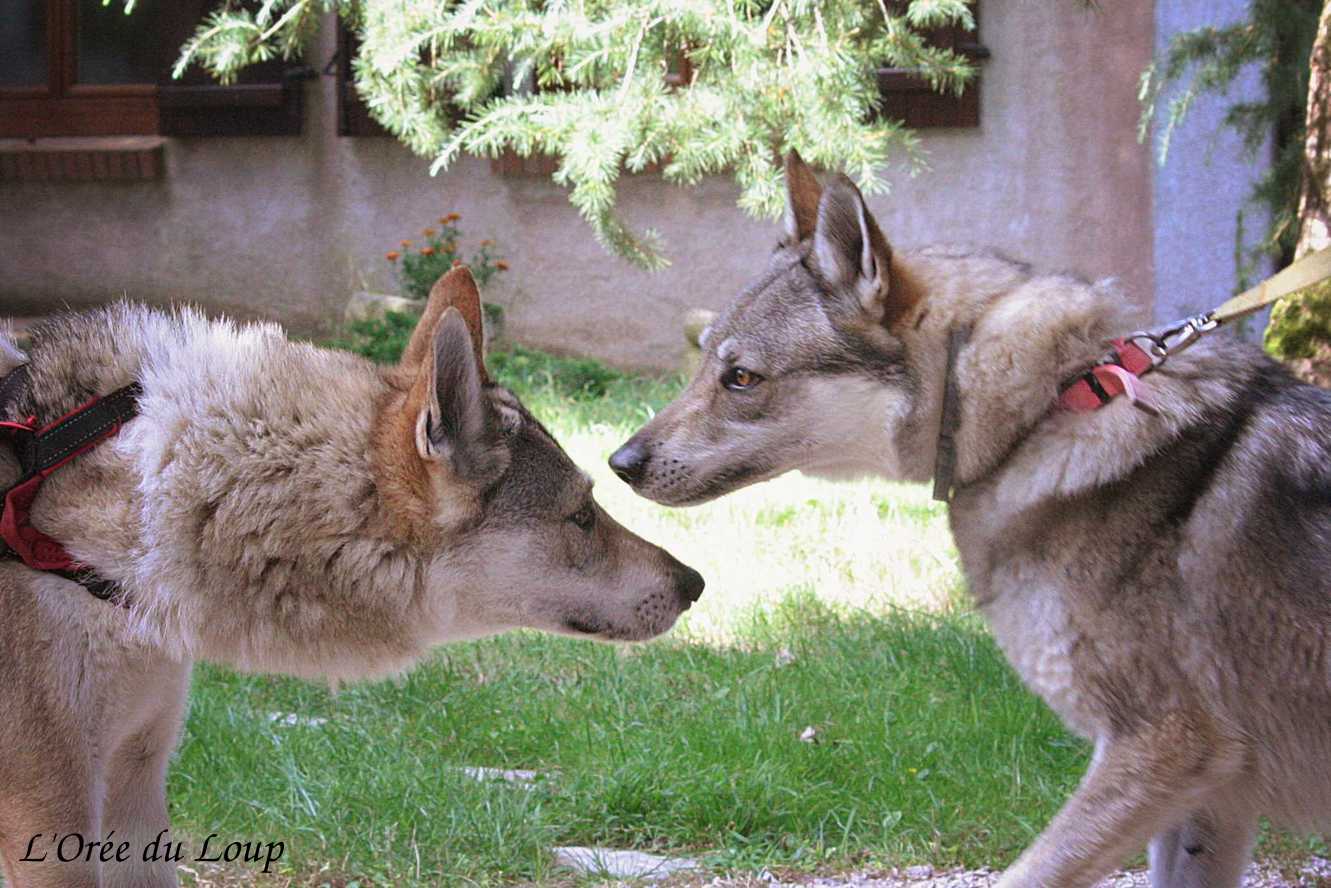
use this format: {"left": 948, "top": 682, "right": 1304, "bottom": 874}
{"left": 1125, "top": 313, "right": 1219, "bottom": 365}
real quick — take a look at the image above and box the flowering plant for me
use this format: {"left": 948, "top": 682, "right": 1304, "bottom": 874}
{"left": 386, "top": 212, "right": 509, "bottom": 301}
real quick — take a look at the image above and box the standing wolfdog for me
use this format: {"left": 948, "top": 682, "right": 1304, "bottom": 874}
{"left": 0, "top": 268, "right": 702, "bottom": 888}
{"left": 611, "top": 152, "right": 1331, "bottom": 888}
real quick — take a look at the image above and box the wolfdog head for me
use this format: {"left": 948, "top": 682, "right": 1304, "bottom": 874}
{"left": 610, "top": 151, "right": 950, "bottom": 506}
{"left": 376, "top": 268, "right": 703, "bottom": 642}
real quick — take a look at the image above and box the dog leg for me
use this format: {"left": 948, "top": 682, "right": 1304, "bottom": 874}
{"left": 0, "top": 771, "right": 102, "bottom": 888}
{"left": 1147, "top": 806, "right": 1257, "bottom": 888}
{"left": 99, "top": 666, "right": 190, "bottom": 888}
{"left": 995, "top": 713, "right": 1245, "bottom": 888}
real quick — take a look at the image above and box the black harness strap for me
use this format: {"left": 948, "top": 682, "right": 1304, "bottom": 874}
{"left": 21, "top": 381, "right": 143, "bottom": 476}
{"left": 1, "top": 363, "right": 140, "bottom": 604}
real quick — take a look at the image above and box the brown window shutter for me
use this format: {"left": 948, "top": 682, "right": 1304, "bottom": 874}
{"left": 877, "top": 0, "right": 988, "bottom": 129}
{"left": 156, "top": 0, "right": 306, "bottom": 136}
{"left": 337, "top": 20, "right": 388, "bottom": 137}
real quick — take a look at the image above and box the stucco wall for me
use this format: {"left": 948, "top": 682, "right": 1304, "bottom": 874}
{"left": 2, "top": 4, "right": 1159, "bottom": 372}
{"left": 1152, "top": 0, "right": 1273, "bottom": 334}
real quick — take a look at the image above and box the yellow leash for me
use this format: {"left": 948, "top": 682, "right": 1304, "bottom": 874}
{"left": 1212, "top": 246, "right": 1331, "bottom": 324}
{"left": 1133, "top": 247, "right": 1331, "bottom": 361}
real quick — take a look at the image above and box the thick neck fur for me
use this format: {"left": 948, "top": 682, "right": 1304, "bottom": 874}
{"left": 4, "top": 304, "right": 453, "bottom": 680}
{"left": 889, "top": 248, "right": 1137, "bottom": 490}
{"left": 887, "top": 248, "right": 1251, "bottom": 525}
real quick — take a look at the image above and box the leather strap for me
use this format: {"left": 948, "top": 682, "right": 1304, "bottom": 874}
{"left": 0, "top": 364, "right": 139, "bottom": 605}
{"left": 932, "top": 325, "right": 972, "bottom": 502}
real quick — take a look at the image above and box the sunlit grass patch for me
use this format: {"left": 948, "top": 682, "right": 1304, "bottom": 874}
{"left": 169, "top": 603, "right": 1084, "bottom": 885}
{"left": 134, "top": 341, "right": 1085, "bottom": 887}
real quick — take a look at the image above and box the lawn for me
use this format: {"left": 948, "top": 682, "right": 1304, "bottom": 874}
{"left": 148, "top": 326, "right": 1090, "bottom": 885}
{"left": 0, "top": 329, "right": 1089, "bottom": 888}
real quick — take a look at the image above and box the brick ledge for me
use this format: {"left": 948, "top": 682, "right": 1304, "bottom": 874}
{"left": 0, "top": 136, "right": 166, "bottom": 182}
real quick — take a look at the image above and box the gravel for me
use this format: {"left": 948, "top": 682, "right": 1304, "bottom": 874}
{"left": 690, "top": 857, "right": 1331, "bottom": 888}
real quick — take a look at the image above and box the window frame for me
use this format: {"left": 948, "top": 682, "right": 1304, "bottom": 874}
{"left": 876, "top": 1, "right": 988, "bottom": 129}
{"left": 0, "top": 0, "right": 305, "bottom": 140}
{"left": 0, "top": 0, "right": 160, "bottom": 138}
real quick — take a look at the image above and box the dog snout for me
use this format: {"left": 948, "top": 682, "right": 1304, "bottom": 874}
{"left": 609, "top": 438, "right": 650, "bottom": 485}
{"left": 673, "top": 562, "right": 705, "bottom": 608}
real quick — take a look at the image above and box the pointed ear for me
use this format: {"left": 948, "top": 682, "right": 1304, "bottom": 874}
{"left": 401, "top": 266, "right": 489, "bottom": 382}
{"left": 412, "top": 308, "right": 498, "bottom": 479}
{"left": 812, "top": 175, "right": 905, "bottom": 324}
{"left": 783, "top": 150, "right": 823, "bottom": 244}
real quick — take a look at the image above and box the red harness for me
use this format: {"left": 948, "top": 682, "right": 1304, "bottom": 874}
{"left": 1057, "top": 338, "right": 1159, "bottom": 414}
{"left": 0, "top": 364, "right": 141, "bottom": 601}
{"left": 935, "top": 331, "right": 1173, "bottom": 501}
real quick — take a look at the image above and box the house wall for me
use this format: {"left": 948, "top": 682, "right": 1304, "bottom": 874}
{"left": 3, "top": 4, "right": 1165, "bottom": 372}
{"left": 1152, "top": 0, "right": 1273, "bottom": 334}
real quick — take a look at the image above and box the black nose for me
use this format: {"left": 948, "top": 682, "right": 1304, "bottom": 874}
{"left": 609, "top": 439, "right": 649, "bottom": 485}
{"left": 674, "top": 563, "right": 705, "bottom": 607}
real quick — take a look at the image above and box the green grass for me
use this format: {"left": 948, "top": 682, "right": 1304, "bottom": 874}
{"left": 170, "top": 603, "right": 1083, "bottom": 885}
{"left": 144, "top": 331, "right": 1090, "bottom": 885}
{"left": 0, "top": 328, "right": 1087, "bottom": 887}
{"left": 4, "top": 324, "right": 1321, "bottom": 887}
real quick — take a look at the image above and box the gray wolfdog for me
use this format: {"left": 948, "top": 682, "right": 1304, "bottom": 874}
{"left": 611, "top": 151, "right": 1331, "bottom": 887}
{"left": 0, "top": 268, "right": 702, "bottom": 888}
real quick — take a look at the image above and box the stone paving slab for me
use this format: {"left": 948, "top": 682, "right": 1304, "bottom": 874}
{"left": 459, "top": 765, "right": 549, "bottom": 786}
{"left": 554, "top": 846, "right": 704, "bottom": 881}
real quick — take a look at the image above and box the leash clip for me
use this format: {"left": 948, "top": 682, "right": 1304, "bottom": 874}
{"left": 1126, "top": 312, "right": 1219, "bottom": 366}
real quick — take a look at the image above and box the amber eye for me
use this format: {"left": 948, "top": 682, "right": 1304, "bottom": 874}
{"left": 722, "top": 366, "right": 763, "bottom": 391}
{"left": 570, "top": 503, "right": 596, "bottom": 531}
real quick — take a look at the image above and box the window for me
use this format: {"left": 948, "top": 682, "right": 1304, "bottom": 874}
{"left": 0, "top": 0, "right": 305, "bottom": 139}
{"left": 876, "top": 0, "right": 988, "bottom": 129}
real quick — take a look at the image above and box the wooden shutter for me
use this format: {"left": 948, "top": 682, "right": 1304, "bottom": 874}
{"left": 877, "top": 1, "right": 988, "bottom": 129}
{"left": 156, "top": 0, "right": 307, "bottom": 137}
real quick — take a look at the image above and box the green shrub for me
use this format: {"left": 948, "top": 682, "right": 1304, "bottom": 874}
{"left": 385, "top": 212, "right": 509, "bottom": 301}
{"left": 329, "top": 310, "right": 648, "bottom": 405}
{"left": 1265, "top": 281, "right": 1331, "bottom": 360}
{"left": 487, "top": 347, "right": 621, "bottom": 401}
{"left": 328, "top": 310, "right": 420, "bottom": 365}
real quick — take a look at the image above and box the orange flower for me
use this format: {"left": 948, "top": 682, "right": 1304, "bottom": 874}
{"left": 385, "top": 251, "right": 400, "bottom": 262}
{"left": 423, "top": 228, "right": 437, "bottom": 238}
{"left": 443, "top": 241, "right": 456, "bottom": 252}
{"left": 420, "top": 246, "right": 436, "bottom": 256}
{"left": 445, "top": 212, "right": 461, "bottom": 223}
{"left": 438, "top": 216, "right": 449, "bottom": 225}
{"left": 400, "top": 239, "right": 412, "bottom": 249}
{"left": 495, "top": 260, "right": 509, "bottom": 271}
{"left": 480, "top": 239, "right": 493, "bottom": 247}
{"left": 451, "top": 258, "right": 463, "bottom": 267}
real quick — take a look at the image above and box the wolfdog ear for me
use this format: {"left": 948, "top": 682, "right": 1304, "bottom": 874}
{"left": 413, "top": 308, "right": 492, "bottom": 473}
{"left": 783, "top": 150, "right": 823, "bottom": 244}
{"left": 812, "top": 175, "right": 899, "bottom": 323}
{"left": 401, "top": 267, "right": 489, "bottom": 382}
